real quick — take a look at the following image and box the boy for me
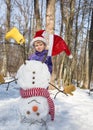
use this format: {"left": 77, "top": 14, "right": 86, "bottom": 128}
{"left": 28, "top": 32, "right": 53, "bottom": 74}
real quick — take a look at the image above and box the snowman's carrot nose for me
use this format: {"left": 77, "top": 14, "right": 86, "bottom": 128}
{"left": 32, "top": 106, "right": 38, "bottom": 112}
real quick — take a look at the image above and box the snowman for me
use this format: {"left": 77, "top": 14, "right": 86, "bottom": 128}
{"left": 16, "top": 60, "right": 55, "bottom": 130}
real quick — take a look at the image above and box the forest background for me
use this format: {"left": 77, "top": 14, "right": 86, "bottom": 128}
{"left": 0, "top": 0, "right": 93, "bottom": 90}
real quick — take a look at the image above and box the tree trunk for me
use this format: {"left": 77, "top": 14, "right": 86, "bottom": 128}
{"left": 62, "top": 0, "right": 75, "bottom": 86}
{"left": 2, "top": 0, "right": 11, "bottom": 76}
{"left": 34, "top": 0, "right": 42, "bottom": 31}
{"left": 46, "top": 0, "right": 56, "bottom": 89}
{"left": 89, "top": 9, "right": 93, "bottom": 89}
{"left": 46, "top": 0, "right": 55, "bottom": 34}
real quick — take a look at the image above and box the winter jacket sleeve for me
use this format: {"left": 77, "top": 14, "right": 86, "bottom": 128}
{"left": 28, "top": 54, "right": 36, "bottom": 60}
{"left": 28, "top": 55, "right": 32, "bottom": 60}
{"left": 45, "top": 56, "right": 52, "bottom": 74}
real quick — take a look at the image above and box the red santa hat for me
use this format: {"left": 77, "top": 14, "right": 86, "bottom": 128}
{"left": 30, "top": 30, "right": 73, "bottom": 58}
{"left": 20, "top": 87, "right": 55, "bottom": 121}
{"left": 30, "top": 30, "right": 47, "bottom": 46}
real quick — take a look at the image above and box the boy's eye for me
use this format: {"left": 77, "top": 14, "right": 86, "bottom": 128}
{"left": 34, "top": 44, "right": 40, "bottom": 47}
{"left": 35, "top": 45, "right": 39, "bottom": 47}
{"left": 35, "top": 44, "right": 43, "bottom": 47}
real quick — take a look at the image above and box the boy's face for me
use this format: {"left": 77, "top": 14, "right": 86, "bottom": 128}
{"left": 34, "top": 41, "right": 46, "bottom": 52}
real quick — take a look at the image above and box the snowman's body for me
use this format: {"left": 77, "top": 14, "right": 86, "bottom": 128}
{"left": 16, "top": 60, "right": 54, "bottom": 130}
{"left": 16, "top": 60, "right": 50, "bottom": 89}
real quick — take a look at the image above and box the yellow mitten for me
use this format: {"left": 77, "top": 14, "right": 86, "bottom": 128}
{"left": 5, "top": 27, "right": 25, "bottom": 44}
{"left": 0, "top": 74, "right": 5, "bottom": 84}
{"left": 63, "top": 84, "right": 76, "bottom": 96}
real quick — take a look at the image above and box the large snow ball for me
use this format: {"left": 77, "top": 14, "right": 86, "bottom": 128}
{"left": 19, "top": 96, "right": 49, "bottom": 121}
{"left": 16, "top": 60, "right": 51, "bottom": 89}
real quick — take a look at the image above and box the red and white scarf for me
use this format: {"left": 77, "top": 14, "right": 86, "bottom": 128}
{"left": 20, "top": 87, "right": 55, "bottom": 120}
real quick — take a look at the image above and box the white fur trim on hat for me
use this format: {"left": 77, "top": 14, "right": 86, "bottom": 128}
{"left": 30, "top": 37, "right": 47, "bottom": 47}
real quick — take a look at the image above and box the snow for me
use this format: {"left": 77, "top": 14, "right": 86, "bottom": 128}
{"left": 0, "top": 82, "right": 93, "bottom": 130}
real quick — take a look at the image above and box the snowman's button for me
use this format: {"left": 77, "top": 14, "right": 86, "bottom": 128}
{"left": 33, "top": 71, "right": 35, "bottom": 74}
{"left": 32, "top": 77, "right": 35, "bottom": 79}
{"left": 32, "top": 81, "right": 35, "bottom": 84}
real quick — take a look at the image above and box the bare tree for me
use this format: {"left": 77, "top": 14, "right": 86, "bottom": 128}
{"left": 1, "top": 0, "right": 12, "bottom": 76}
{"left": 59, "top": 0, "right": 75, "bottom": 86}
{"left": 46, "top": 0, "right": 55, "bottom": 33}
{"left": 34, "top": 0, "right": 42, "bottom": 31}
{"left": 46, "top": 0, "right": 56, "bottom": 89}
{"left": 89, "top": 9, "right": 93, "bottom": 89}
{"left": 75, "top": 0, "right": 92, "bottom": 88}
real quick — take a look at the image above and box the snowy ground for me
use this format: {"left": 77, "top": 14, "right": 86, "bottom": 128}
{"left": 0, "top": 81, "right": 93, "bottom": 130}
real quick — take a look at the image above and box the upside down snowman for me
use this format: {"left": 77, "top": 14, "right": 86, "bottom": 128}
{"left": 16, "top": 60, "right": 55, "bottom": 130}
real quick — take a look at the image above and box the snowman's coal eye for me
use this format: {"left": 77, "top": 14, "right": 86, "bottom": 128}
{"left": 36, "top": 112, "right": 40, "bottom": 116}
{"left": 26, "top": 111, "right": 30, "bottom": 115}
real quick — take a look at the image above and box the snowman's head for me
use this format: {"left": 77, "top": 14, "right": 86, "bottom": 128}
{"left": 19, "top": 96, "right": 49, "bottom": 121}
{"left": 16, "top": 60, "right": 51, "bottom": 89}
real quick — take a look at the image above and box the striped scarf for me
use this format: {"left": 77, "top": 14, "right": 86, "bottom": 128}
{"left": 20, "top": 87, "right": 55, "bottom": 120}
